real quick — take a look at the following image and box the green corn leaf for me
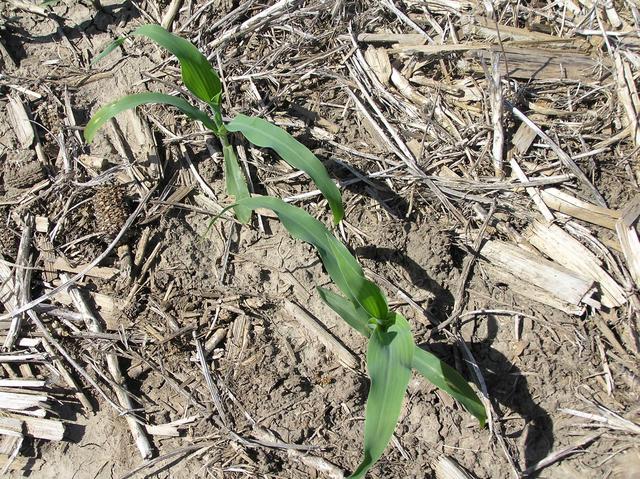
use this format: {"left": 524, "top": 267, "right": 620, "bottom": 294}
{"left": 227, "top": 114, "right": 344, "bottom": 224}
{"left": 84, "top": 92, "right": 216, "bottom": 143}
{"left": 223, "top": 145, "right": 251, "bottom": 224}
{"left": 91, "top": 36, "right": 126, "bottom": 65}
{"left": 326, "top": 239, "right": 388, "bottom": 319}
{"left": 92, "top": 24, "right": 222, "bottom": 107}
{"left": 349, "top": 313, "right": 414, "bottom": 479}
{"left": 413, "top": 346, "right": 486, "bottom": 427}
{"left": 237, "top": 196, "right": 387, "bottom": 319}
{"left": 131, "top": 25, "right": 222, "bottom": 106}
{"left": 317, "top": 287, "right": 371, "bottom": 337}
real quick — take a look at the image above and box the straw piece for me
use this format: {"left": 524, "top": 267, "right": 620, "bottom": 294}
{"left": 540, "top": 188, "right": 620, "bottom": 230}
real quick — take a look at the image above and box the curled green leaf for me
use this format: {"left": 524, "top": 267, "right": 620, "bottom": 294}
{"left": 227, "top": 114, "right": 344, "bottom": 224}
{"left": 317, "top": 287, "right": 371, "bottom": 337}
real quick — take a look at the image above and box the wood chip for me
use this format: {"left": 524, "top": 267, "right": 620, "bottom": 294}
{"left": 524, "top": 220, "right": 627, "bottom": 308}
{"left": 540, "top": 188, "right": 620, "bottom": 229}
{"left": 0, "top": 416, "right": 65, "bottom": 441}
{"left": 478, "top": 238, "right": 594, "bottom": 314}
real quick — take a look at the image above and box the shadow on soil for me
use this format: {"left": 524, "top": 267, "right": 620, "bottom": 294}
{"left": 355, "top": 245, "right": 454, "bottom": 323}
{"left": 1, "top": 1, "right": 140, "bottom": 64}
{"left": 424, "top": 313, "right": 553, "bottom": 475}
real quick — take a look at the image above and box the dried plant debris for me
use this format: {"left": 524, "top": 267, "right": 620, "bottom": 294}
{"left": 92, "top": 184, "right": 130, "bottom": 241}
{"left": 3, "top": 161, "right": 46, "bottom": 190}
{"left": 0, "top": 208, "right": 18, "bottom": 260}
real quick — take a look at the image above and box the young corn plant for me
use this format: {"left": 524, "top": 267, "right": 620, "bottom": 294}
{"left": 84, "top": 25, "right": 486, "bottom": 478}
{"left": 218, "top": 195, "right": 486, "bottom": 479}
{"left": 84, "top": 24, "right": 344, "bottom": 225}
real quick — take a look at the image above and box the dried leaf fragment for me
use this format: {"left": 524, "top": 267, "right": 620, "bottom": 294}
{"left": 364, "top": 46, "right": 392, "bottom": 85}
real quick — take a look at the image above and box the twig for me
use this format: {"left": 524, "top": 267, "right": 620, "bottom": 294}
{"left": 63, "top": 274, "right": 153, "bottom": 459}
{"left": 161, "top": 0, "right": 183, "bottom": 30}
{"left": 194, "top": 332, "right": 228, "bottom": 426}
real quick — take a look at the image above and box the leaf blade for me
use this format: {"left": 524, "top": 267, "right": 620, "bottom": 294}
{"left": 413, "top": 346, "right": 486, "bottom": 427}
{"left": 91, "top": 36, "right": 126, "bottom": 65}
{"left": 237, "top": 196, "right": 387, "bottom": 319}
{"left": 84, "top": 92, "right": 216, "bottom": 143}
{"left": 317, "top": 287, "right": 371, "bottom": 337}
{"left": 131, "top": 24, "right": 221, "bottom": 106}
{"left": 222, "top": 145, "right": 251, "bottom": 224}
{"left": 227, "top": 114, "right": 344, "bottom": 224}
{"left": 348, "top": 313, "right": 414, "bottom": 479}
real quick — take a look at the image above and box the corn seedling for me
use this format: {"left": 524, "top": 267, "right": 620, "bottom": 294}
{"left": 217, "top": 195, "right": 487, "bottom": 479}
{"left": 84, "top": 26, "right": 486, "bottom": 478}
{"left": 84, "top": 24, "right": 344, "bottom": 225}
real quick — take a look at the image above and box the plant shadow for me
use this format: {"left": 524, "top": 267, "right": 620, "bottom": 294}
{"left": 355, "top": 245, "right": 455, "bottom": 324}
{"left": 422, "top": 314, "right": 553, "bottom": 476}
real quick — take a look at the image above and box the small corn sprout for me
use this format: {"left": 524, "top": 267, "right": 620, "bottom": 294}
{"left": 84, "top": 24, "right": 343, "bottom": 225}
{"left": 85, "top": 26, "right": 485, "bottom": 478}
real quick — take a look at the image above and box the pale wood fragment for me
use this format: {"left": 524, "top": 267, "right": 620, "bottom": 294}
{"left": 479, "top": 239, "right": 594, "bottom": 314}
{"left": 614, "top": 52, "right": 640, "bottom": 146}
{"left": 540, "top": 188, "right": 620, "bottom": 229}
{"left": 489, "top": 53, "right": 504, "bottom": 177}
{"left": 364, "top": 47, "right": 392, "bottom": 84}
{"left": 6, "top": 95, "right": 34, "bottom": 149}
{"left": 524, "top": 220, "right": 627, "bottom": 308}
{"left": 0, "top": 379, "right": 46, "bottom": 388}
{"left": 0, "top": 391, "right": 48, "bottom": 410}
{"left": 616, "top": 197, "right": 640, "bottom": 289}
{"left": 434, "top": 455, "right": 476, "bottom": 479}
{"left": 0, "top": 416, "right": 65, "bottom": 441}
{"left": 52, "top": 257, "right": 119, "bottom": 280}
{"left": 145, "top": 416, "right": 197, "bottom": 437}
{"left": 464, "top": 46, "right": 608, "bottom": 82}
{"left": 510, "top": 115, "right": 538, "bottom": 156}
